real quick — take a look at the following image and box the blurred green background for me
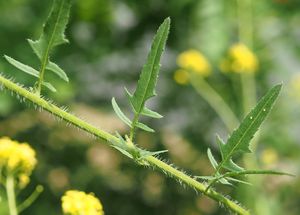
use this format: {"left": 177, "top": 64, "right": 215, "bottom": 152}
{"left": 0, "top": 0, "right": 299, "bottom": 214}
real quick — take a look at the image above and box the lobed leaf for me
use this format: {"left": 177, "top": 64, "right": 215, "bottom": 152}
{"left": 28, "top": 0, "right": 71, "bottom": 60}
{"left": 28, "top": 0, "right": 71, "bottom": 86}
{"left": 126, "top": 18, "right": 170, "bottom": 115}
{"left": 215, "top": 84, "right": 282, "bottom": 173}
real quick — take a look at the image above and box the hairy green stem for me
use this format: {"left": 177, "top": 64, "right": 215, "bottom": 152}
{"left": 0, "top": 74, "right": 249, "bottom": 215}
{"left": 190, "top": 75, "right": 239, "bottom": 132}
{"left": 6, "top": 175, "right": 18, "bottom": 215}
{"left": 146, "top": 156, "right": 250, "bottom": 215}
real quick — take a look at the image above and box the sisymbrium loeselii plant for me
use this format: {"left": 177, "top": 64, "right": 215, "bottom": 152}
{"left": 0, "top": 0, "right": 294, "bottom": 214}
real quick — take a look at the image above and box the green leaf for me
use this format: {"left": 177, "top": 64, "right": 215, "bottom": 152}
{"left": 46, "top": 61, "right": 69, "bottom": 82}
{"left": 207, "top": 148, "right": 218, "bottom": 169}
{"left": 230, "top": 169, "right": 295, "bottom": 177}
{"left": 112, "top": 97, "right": 132, "bottom": 127}
{"left": 226, "top": 177, "right": 251, "bottom": 185}
{"left": 42, "top": 82, "right": 57, "bottom": 92}
{"left": 136, "top": 122, "right": 155, "bottom": 132}
{"left": 141, "top": 107, "right": 163, "bottom": 118}
{"left": 126, "top": 18, "right": 170, "bottom": 115}
{"left": 4, "top": 55, "right": 57, "bottom": 92}
{"left": 28, "top": 0, "right": 72, "bottom": 60}
{"left": 215, "top": 84, "right": 282, "bottom": 173}
{"left": 4, "top": 55, "right": 39, "bottom": 78}
{"left": 27, "top": 0, "right": 71, "bottom": 92}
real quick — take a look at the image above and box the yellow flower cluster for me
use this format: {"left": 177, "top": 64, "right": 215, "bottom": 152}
{"left": 220, "top": 43, "right": 258, "bottom": 73}
{"left": 0, "top": 137, "right": 37, "bottom": 187}
{"left": 62, "top": 190, "right": 104, "bottom": 215}
{"left": 174, "top": 49, "right": 211, "bottom": 85}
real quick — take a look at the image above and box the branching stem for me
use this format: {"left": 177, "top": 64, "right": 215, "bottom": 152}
{"left": 0, "top": 74, "right": 250, "bottom": 215}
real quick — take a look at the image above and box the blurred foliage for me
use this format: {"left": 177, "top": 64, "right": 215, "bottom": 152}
{"left": 0, "top": 0, "right": 299, "bottom": 214}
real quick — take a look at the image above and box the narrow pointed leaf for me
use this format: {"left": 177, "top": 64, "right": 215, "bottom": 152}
{"left": 46, "top": 61, "right": 69, "bottom": 82}
{"left": 207, "top": 148, "right": 219, "bottom": 169}
{"left": 226, "top": 177, "right": 251, "bottom": 185}
{"left": 216, "top": 85, "right": 282, "bottom": 172}
{"left": 127, "top": 18, "right": 170, "bottom": 114}
{"left": 226, "top": 169, "right": 295, "bottom": 178}
{"left": 219, "top": 178, "right": 232, "bottom": 185}
{"left": 141, "top": 107, "right": 163, "bottom": 118}
{"left": 42, "top": 82, "right": 57, "bottom": 92}
{"left": 4, "top": 56, "right": 39, "bottom": 78}
{"left": 112, "top": 98, "right": 132, "bottom": 127}
{"left": 136, "top": 122, "right": 155, "bottom": 132}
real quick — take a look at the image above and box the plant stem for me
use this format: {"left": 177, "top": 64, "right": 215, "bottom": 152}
{"left": 237, "top": 0, "right": 256, "bottom": 114}
{"left": 0, "top": 74, "right": 250, "bottom": 215}
{"left": 6, "top": 175, "right": 18, "bottom": 215}
{"left": 146, "top": 156, "right": 250, "bottom": 215}
{"left": 240, "top": 73, "right": 256, "bottom": 115}
{"left": 129, "top": 114, "right": 139, "bottom": 141}
{"left": 18, "top": 185, "right": 44, "bottom": 213}
{"left": 190, "top": 75, "right": 239, "bottom": 132}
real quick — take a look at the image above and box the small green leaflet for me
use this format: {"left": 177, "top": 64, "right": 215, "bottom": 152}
{"left": 112, "top": 97, "right": 132, "bottom": 127}
{"left": 4, "top": 0, "right": 71, "bottom": 93}
{"left": 4, "top": 55, "right": 39, "bottom": 78}
{"left": 112, "top": 97, "right": 155, "bottom": 132}
{"left": 4, "top": 55, "right": 56, "bottom": 92}
{"left": 212, "top": 84, "right": 282, "bottom": 173}
{"left": 112, "top": 18, "right": 170, "bottom": 135}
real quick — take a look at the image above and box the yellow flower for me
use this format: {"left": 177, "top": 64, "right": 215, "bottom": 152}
{"left": 62, "top": 190, "right": 104, "bottom": 215}
{"left": 173, "top": 69, "right": 189, "bottom": 85}
{"left": 177, "top": 49, "right": 211, "bottom": 77}
{"left": 228, "top": 43, "right": 259, "bottom": 73}
{"left": 0, "top": 137, "right": 37, "bottom": 187}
